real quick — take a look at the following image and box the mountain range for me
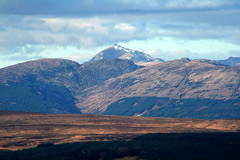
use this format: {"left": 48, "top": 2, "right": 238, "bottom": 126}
{"left": 0, "top": 45, "right": 240, "bottom": 119}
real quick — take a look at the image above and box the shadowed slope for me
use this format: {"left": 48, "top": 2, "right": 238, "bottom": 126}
{"left": 0, "top": 58, "right": 141, "bottom": 114}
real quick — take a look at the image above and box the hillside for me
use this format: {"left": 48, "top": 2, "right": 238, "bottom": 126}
{"left": 103, "top": 96, "right": 240, "bottom": 119}
{"left": 0, "top": 59, "right": 82, "bottom": 114}
{"left": 1, "top": 57, "right": 240, "bottom": 119}
{"left": 0, "top": 58, "right": 140, "bottom": 113}
{"left": 77, "top": 58, "right": 240, "bottom": 119}
{"left": 78, "top": 59, "right": 143, "bottom": 89}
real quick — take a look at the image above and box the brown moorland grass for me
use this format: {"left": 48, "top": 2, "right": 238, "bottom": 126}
{"left": 0, "top": 111, "right": 240, "bottom": 150}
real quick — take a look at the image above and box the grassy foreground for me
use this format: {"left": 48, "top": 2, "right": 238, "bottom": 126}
{"left": 1, "top": 111, "right": 240, "bottom": 151}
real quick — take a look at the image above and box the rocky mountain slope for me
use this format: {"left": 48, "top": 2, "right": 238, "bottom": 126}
{"left": 0, "top": 58, "right": 140, "bottom": 113}
{"left": 77, "top": 58, "right": 240, "bottom": 119}
{"left": 218, "top": 57, "right": 240, "bottom": 66}
{"left": 78, "top": 59, "right": 143, "bottom": 90}
{"left": 1, "top": 57, "right": 240, "bottom": 119}
{"left": 90, "top": 44, "right": 163, "bottom": 63}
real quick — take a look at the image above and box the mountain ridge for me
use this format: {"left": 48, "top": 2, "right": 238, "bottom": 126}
{"left": 1, "top": 51, "right": 240, "bottom": 118}
{"left": 218, "top": 57, "right": 240, "bottom": 66}
{"left": 76, "top": 58, "right": 240, "bottom": 117}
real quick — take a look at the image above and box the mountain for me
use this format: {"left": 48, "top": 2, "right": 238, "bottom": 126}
{"left": 78, "top": 59, "right": 143, "bottom": 89}
{"left": 90, "top": 44, "right": 162, "bottom": 63}
{"left": 1, "top": 57, "right": 240, "bottom": 119}
{"left": 77, "top": 58, "right": 240, "bottom": 119}
{"left": 218, "top": 57, "right": 240, "bottom": 66}
{"left": 0, "top": 58, "right": 82, "bottom": 114}
{"left": 0, "top": 58, "right": 141, "bottom": 114}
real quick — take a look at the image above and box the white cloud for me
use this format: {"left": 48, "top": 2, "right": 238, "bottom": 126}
{"left": 68, "top": 53, "right": 94, "bottom": 63}
{"left": 114, "top": 23, "right": 136, "bottom": 32}
{"left": 42, "top": 17, "right": 109, "bottom": 33}
{"left": 42, "top": 18, "right": 65, "bottom": 32}
{"left": 0, "top": 0, "right": 240, "bottom": 67}
{"left": 145, "top": 48, "right": 236, "bottom": 61}
{"left": 145, "top": 49, "right": 192, "bottom": 60}
{"left": 1, "top": 14, "right": 240, "bottom": 55}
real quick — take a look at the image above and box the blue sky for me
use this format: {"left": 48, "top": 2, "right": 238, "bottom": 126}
{"left": 0, "top": 0, "right": 240, "bottom": 68}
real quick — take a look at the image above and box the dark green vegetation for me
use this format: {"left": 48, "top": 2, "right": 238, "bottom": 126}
{"left": 1, "top": 57, "right": 240, "bottom": 119}
{"left": 0, "top": 58, "right": 140, "bottom": 114}
{"left": 0, "top": 81, "right": 80, "bottom": 114}
{"left": 1, "top": 133, "right": 240, "bottom": 160}
{"left": 78, "top": 58, "right": 240, "bottom": 118}
{"left": 104, "top": 97, "right": 240, "bottom": 119}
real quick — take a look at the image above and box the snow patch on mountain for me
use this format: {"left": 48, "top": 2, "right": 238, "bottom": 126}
{"left": 90, "top": 44, "right": 164, "bottom": 63}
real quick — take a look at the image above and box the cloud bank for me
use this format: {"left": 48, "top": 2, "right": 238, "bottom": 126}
{"left": 0, "top": 0, "right": 240, "bottom": 67}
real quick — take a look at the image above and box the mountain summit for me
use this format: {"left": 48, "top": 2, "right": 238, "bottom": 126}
{"left": 90, "top": 44, "right": 162, "bottom": 63}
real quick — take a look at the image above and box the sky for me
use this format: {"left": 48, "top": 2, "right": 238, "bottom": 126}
{"left": 0, "top": 0, "right": 240, "bottom": 68}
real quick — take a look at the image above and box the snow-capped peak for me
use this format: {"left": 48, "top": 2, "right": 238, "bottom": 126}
{"left": 113, "top": 44, "right": 123, "bottom": 50}
{"left": 90, "top": 44, "right": 164, "bottom": 63}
